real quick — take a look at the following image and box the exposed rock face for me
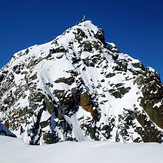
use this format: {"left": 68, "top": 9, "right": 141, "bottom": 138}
{"left": 0, "top": 20, "right": 163, "bottom": 144}
{"left": 80, "top": 92, "right": 93, "bottom": 112}
{"left": 135, "top": 68, "right": 163, "bottom": 129}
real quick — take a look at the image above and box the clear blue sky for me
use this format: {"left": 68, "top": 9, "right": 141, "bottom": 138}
{"left": 0, "top": 0, "right": 163, "bottom": 80}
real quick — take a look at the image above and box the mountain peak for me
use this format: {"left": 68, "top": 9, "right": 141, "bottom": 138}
{"left": 0, "top": 20, "right": 163, "bottom": 144}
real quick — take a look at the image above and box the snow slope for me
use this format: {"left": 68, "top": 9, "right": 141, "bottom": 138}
{"left": 0, "top": 136, "right": 163, "bottom": 163}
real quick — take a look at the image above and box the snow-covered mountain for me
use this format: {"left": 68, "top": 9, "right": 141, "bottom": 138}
{"left": 0, "top": 20, "right": 163, "bottom": 144}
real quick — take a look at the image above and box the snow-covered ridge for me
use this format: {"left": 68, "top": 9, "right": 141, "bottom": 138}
{"left": 0, "top": 20, "right": 163, "bottom": 144}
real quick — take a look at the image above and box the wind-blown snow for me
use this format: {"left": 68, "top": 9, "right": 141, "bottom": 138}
{"left": 0, "top": 136, "right": 163, "bottom": 163}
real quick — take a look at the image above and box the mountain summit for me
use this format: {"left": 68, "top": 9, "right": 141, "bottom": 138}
{"left": 0, "top": 20, "right": 163, "bottom": 144}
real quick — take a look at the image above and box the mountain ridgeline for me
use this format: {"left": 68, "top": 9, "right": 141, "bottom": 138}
{"left": 0, "top": 20, "right": 163, "bottom": 144}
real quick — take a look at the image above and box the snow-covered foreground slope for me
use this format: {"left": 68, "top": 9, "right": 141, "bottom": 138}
{"left": 0, "top": 136, "right": 163, "bottom": 163}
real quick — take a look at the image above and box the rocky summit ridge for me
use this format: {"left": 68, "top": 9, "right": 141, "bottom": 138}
{"left": 0, "top": 20, "right": 163, "bottom": 144}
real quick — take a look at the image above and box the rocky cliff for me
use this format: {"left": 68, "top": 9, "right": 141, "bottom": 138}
{"left": 0, "top": 20, "right": 163, "bottom": 144}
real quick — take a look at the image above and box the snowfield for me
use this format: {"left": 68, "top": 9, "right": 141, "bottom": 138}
{"left": 1, "top": 136, "right": 163, "bottom": 163}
